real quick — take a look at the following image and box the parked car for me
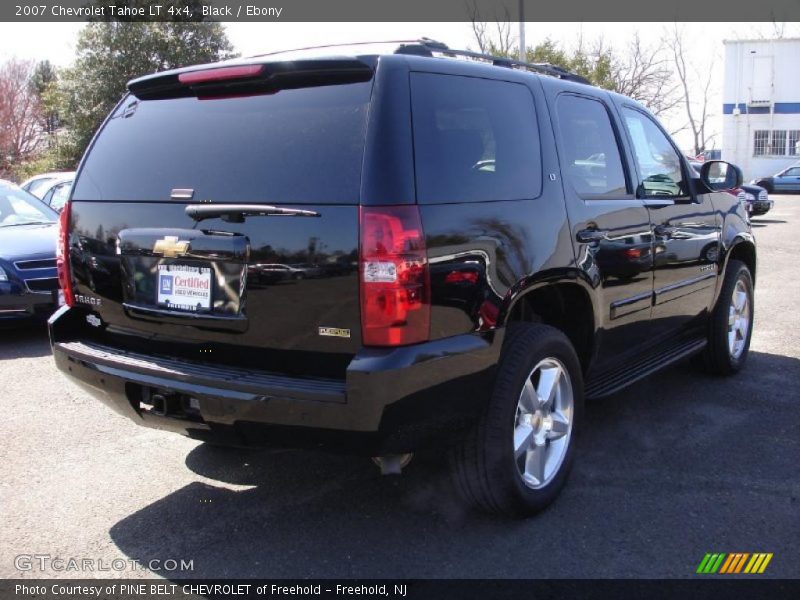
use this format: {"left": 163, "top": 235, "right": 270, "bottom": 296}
{"left": 20, "top": 171, "right": 76, "bottom": 200}
{"left": 50, "top": 40, "right": 756, "bottom": 517}
{"left": 289, "top": 263, "right": 323, "bottom": 278}
{"left": 246, "top": 263, "right": 315, "bottom": 284}
{"left": 39, "top": 177, "right": 74, "bottom": 213}
{"left": 0, "top": 180, "right": 60, "bottom": 326}
{"left": 740, "top": 186, "right": 773, "bottom": 216}
{"left": 752, "top": 163, "right": 800, "bottom": 193}
{"left": 691, "top": 161, "right": 772, "bottom": 216}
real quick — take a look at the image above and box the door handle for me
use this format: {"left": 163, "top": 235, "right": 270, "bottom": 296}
{"left": 654, "top": 224, "right": 678, "bottom": 237}
{"left": 576, "top": 228, "right": 608, "bottom": 243}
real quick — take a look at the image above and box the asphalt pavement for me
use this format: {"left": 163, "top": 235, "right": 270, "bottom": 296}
{"left": 1, "top": 196, "right": 798, "bottom": 579}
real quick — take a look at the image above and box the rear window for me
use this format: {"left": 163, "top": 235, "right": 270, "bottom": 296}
{"left": 410, "top": 72, "right": 541, "bottom": 204}
{"left": 73, "top": 82, "right": 372, "bottom": 204}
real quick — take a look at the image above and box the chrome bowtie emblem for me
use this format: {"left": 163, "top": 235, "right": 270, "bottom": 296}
{"left": 153, "top": 236, "right": 190, "bottom": 258}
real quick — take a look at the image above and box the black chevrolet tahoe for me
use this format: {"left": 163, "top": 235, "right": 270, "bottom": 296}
{"left": 50, "top": 40, "right": 756, "bottom": 516}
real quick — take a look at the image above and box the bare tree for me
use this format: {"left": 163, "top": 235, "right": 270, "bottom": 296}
{"left": 466, "top": 20, "right": 679, "bottom": 120}
{"left": 611, "top": 33, "right": 681, "bottom": 117}
{"left": 667, "top": 25, "right": 715, "bottom": 156}
{"left": 0, "top": 58, "right": 43, "bottom": 174}
{"left": 468, "top": 0, "right": 514, "bottom": 55}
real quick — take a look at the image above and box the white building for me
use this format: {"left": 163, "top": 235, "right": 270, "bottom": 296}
{"left": 721, "top": 38, "right": 800, "bottom": 181}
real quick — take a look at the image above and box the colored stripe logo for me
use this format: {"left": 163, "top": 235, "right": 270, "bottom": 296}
{"left": 697, "top": 553, "right": 773, "bottom": 574}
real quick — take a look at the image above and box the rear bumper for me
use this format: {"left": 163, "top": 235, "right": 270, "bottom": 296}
{"left": 49, "top": 307, "right": 501, "bottom": 454}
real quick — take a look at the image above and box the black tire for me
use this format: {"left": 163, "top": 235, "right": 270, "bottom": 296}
{"left": 698, "top": 259, "right": 754, "bottom": 375}
{"left": 451, "top": 323, "right": 584, "bottom": 517}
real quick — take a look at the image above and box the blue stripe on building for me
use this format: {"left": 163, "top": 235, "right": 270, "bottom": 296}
{"left": 723, "top": 103, "right": 800, "bottom": 115}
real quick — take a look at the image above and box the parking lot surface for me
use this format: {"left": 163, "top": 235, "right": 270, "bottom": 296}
{"left": 1, "top": 197, "right": 798, "bottom": 579}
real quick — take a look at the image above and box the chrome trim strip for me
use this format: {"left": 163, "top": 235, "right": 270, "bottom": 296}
{"left": 654, "top": 272, "right": 716, "bottom": 297}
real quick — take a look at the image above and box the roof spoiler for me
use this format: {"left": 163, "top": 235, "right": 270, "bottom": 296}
{"left": 127, "top": 57, "right": 374, "bottom": 100}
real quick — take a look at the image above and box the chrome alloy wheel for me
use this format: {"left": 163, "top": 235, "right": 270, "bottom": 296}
{"left": 728, "top": 279, "right": 751, "bottom": 360}
{"left": 513, "top": 357, "right": 574, "bottom": 489}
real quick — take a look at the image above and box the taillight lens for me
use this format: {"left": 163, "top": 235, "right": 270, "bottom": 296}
{"left": 360, "top": 205, "right": 430, "bottom": 346}
{"left": 56, "top": 202, "right": 74, "bottom": 307}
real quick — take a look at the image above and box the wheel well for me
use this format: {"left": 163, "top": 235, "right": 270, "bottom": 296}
{"left": 728, "top": 241, "right": 756, "bottom": 283}
{"left": 506, "top": 283, "right": 594, "bottom": 372}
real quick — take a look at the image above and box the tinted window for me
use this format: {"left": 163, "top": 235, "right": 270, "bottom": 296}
{"left": 622, "top": 107, "right": 686, "bottom": 198}
{"left": 411, "top": 73, "right": 541, "bottom": 203}
{"left": 783, "top": 167, "right": 800, "bottom": 176}
{"left": 73, "top": 82, "right": 372, "bottom": 204}
{"left": 556, "top": 95, "right": 627, "bottom": 197}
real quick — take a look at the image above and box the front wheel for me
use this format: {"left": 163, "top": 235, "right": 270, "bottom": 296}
{"left": 699, "top": 259, "right": 754, "bottom": 375}
{"left": 451, "top": 323, "right": 584, "bottom": 517}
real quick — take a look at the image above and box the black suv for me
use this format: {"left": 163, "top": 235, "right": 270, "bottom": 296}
{"left": 50, "top": 40, "right": 756, "bottom": 516}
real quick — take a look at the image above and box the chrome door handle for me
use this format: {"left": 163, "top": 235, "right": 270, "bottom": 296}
{"left": 576, "top": 228, "right": 608, "bottom": 243}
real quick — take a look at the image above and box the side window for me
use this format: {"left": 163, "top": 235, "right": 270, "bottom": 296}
{"left": 754, "top": 130, "right": 769, "bottom": 156}
{"left": 622, "top": 107, "right": 686, "bottom": 198}
{"left": 50, "top": 183, "right": 72, "bottom": 211}
{"left": 783, "top": 167, "right": 800, "bottom": 177}
{"left": 410, "top": 73, "right": 541, "bottom": 203}
{"left": 555, "top": 95, "right": 628, "bottom": 198}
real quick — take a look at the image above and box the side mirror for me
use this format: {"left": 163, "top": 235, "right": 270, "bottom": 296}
{"left": 700, "top": 160, "right": 743, "bottom": 192}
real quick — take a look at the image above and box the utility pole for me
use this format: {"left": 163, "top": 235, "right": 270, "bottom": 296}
{"left": 518, "top": 0, "right": 526, "bottom": 61}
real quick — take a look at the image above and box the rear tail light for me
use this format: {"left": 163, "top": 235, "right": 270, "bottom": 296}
{"left": 56, "top": 201, "right": 74, "bottom": 307}
{"left": 359, "top": 205, "right": 430, "bottom": 346}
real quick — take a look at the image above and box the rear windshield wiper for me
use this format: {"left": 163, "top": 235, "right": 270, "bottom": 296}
{"left": 185, "top": 204, "right": 320, "bottom": 223}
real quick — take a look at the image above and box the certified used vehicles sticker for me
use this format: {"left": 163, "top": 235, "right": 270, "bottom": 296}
{"left": 157, "top": 264, "right": 211, "bottom": 311}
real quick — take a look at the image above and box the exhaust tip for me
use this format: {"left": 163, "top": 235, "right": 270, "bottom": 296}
{"left": 371, "top": 453, "right": 413, "bottom": 475}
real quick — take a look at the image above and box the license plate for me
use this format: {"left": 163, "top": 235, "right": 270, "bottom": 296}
{"left": 156, "top": 264, "right": 212, "bottom": 311}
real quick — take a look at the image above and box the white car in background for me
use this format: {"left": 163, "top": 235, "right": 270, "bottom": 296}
{"left": 20, "top": 171, "right": 76, "bottom": 200}
{"left": 37, "top": 177, "right": 74, "bottom": 213}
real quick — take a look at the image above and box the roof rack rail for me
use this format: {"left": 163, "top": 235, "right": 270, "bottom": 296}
{"left": 247, "top": 39, "right": 434, "bottom": 59}
{"left": 395, "top": 38, "right": 591, "bottom": 85}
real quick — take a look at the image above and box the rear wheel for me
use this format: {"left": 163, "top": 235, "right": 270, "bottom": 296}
{"left": 698, "top": 259, "right": 754, "bottom": 375}
{"left": 451, "top": 323, "right": 583, "bottom": 517}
